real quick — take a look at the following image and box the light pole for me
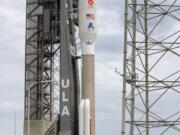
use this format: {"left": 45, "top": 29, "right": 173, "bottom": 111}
{"left": 27, "top": 80, "right": 54, "bottom": 135}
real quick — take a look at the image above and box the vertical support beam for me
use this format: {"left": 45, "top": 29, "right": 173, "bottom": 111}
{"left": 144, "top": 0, "right": 149, "bottom": 135}
{"left": 130, "top": 0, "right": 137, "bottom": 134}
{"left": 121, "top": 0, "right": 128, "bottom": 134}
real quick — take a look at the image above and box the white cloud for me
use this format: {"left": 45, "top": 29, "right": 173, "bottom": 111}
{"left": 97, "top": 8, "right": 122, "bottom": 35}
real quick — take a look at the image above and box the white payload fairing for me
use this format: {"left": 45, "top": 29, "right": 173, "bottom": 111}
{"left": 79, "top": 0, "right": 97, "bottom": 135}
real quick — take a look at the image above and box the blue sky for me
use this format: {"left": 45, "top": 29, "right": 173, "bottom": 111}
{"left": 0, "top": 0, "right": 123, "bottom": 135}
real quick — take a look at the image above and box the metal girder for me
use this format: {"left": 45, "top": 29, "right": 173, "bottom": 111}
{"left": 121, "top": 0, "right": 180, "bottom": 135}
{"left": 25, "top": 0, "right": 80, "bottom": 135}
{"left": 25, "top": 0, "right": 60, "bottom": 121}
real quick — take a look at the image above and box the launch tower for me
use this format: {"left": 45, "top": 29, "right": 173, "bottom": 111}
{"left": 121, "top": 0, "right": 180, "bottom": 135}
{"left": 24, "top": 0, "right": 97, "bottom": 135}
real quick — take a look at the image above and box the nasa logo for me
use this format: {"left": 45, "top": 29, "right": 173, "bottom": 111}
{"left": 88, "top": 0, "right": 94, "bottom": 6}
{"left": 88, "top": 22, "right": 95, "bottom": 31}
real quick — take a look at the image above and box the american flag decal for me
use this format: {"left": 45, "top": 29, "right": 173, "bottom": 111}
{"left": 86, "top": 14, "right": 95, "bottom": 20}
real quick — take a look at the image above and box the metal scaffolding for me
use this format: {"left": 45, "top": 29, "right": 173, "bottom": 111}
{"left": 121, "top": 0, "right": 180, "bottom": 134}
{"left": 24, "top": 0, "right": 80, "bottom": 135}
{"left": 25, "top": 0, "right": 60, "bottom": 121}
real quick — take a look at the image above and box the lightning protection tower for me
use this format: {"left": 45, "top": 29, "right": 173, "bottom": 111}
{"left": 121, "top": 0, "right": 180, "bottom": 135}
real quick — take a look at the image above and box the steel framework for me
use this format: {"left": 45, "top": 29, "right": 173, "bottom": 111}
{"left": 24, "top": 0, "right": 80, "bottom": 135}
{"left": 24, "top": 0, "right": 61, "bottom": 121}
{"left": 121, "top": 0, "right": 180, "bottom": 135}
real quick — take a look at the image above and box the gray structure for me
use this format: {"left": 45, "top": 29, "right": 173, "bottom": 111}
{"left": 59, "top": 0, "right": 79, "bottom": 135}
{"left": 24, "top": 0, "right": 80, "bottom": 135}
{"left": 121, "top": 0, "right": 180, "bottom": 135}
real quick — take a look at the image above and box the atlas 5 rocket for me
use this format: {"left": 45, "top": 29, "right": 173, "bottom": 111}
{"left": 79, "top": 0, "right": 97, "bottom": 135}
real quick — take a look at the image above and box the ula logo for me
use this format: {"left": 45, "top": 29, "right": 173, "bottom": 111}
{"left": 61, "top": 78, "right": 70, "bottom": 117}
{"left": 88, "top": 0, "right": 94, "bottom": 6}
